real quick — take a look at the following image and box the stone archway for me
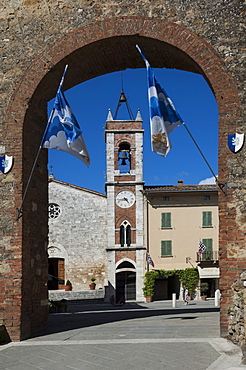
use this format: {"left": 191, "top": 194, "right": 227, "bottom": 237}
{"left": 1, "top": 16, "right": 242, "bottom": 341}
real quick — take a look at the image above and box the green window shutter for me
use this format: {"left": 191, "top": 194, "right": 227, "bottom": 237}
{"left": 161, "top": 240, "right": 172, "bottom": 257}
{"left": 202, "top": 238, "right": 213, "bottom": 260}
{"left": 161, "top": 212, "right": 171, "bottom": 228}
{"left": 202, "top": 211, "right": 212, "bottom": 227}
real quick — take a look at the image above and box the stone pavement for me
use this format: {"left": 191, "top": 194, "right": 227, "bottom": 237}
{"left": 0, "top": 299, "right": 245, "bottom": 369}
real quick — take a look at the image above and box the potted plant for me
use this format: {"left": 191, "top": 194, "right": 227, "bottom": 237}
{"left": 48, "top": 300, "right": 57, "bottom": 313}
{"left": 200, "top": 282, "right": 209, "bottom": 300}
{"left": 57, "top": 299, "right": 68, "bottom": 312}
{"left": 142, "top": 272, "right": 155, "bottom": 302}
{"left": 89, "top": 277, "right": 96, "bottom": 290}
{"left": 65, "top": 280, "right": 72, "bottom": 291}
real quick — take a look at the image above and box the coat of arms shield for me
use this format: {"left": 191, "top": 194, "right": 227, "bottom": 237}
{"left": 0, "top": 154, "right": 13, "bottom": 174}
{"left": 228, "top": 133, "right": 244, "bottom": 153}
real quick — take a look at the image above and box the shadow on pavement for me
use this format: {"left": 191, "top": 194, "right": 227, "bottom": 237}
{"left": 30, "top": 301, "right": 219, "bottom": 339}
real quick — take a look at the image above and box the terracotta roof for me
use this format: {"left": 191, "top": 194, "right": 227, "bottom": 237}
{"left": 143, "top": 184, "right": 218, "bottom": 193}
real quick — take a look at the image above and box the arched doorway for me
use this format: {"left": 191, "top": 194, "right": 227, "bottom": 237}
{"left": 116, "top": 261, "right": 136, "bottom": 301}
{"left": 2, "top": 16, "right": 241, "bottom": 340}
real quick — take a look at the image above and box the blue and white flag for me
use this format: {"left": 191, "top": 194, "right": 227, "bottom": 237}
{"left": 136, "top": 45, "right": 183, "bottom": 157}
{"left": 228, "top": 133, "right": 244, "bottom": 153}
{"left": 41, "top": 65, "right": 90, "bottom": 167}
{"left": 0, "top": 154, "right": 13, "bottom": 174}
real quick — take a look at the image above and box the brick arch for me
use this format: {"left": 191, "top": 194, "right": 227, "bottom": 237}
{"left": 7, "top": 16, "right": 240, "bottom": 204}
{"left": 4, "top": 16, "right": 241, "bottom": 341}
{"left": 7, "top": 16, "right": 239, "bottom": 121}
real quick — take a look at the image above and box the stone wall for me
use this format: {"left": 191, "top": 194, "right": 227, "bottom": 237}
{"left": 48, "top": 179, "right": 108, "bottom": 291}
{"left": 228, "top": 271, "right": 246, "bottom": 363}
{"left": 0, "top": 0, "right": 245, "bottom": 341}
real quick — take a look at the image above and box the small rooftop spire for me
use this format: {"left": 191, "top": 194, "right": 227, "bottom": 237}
{"left": 107, "top": 108, "right": 113, "bottom": 121}
{"left": 135, "top": 109, "right": 142, "bottom": 121}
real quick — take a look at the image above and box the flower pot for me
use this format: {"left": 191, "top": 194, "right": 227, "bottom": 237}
{"left": 89, "top": 284, "right": 96, "bottom": 290}
{"left": 145, "top": 296, "right": 153, "bottom": 303}
{"left": 201, "top": 295, "right": 207, "bottom": 301}
{"left": 49, "top": 306, "right": 57, "bottom": 313}
{"left": 65, "top": 285, "right": 72, "bottom": 291}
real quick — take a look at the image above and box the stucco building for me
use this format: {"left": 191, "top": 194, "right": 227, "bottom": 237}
{"left": 143, "top": 183, "right": 219, "bottom": 300}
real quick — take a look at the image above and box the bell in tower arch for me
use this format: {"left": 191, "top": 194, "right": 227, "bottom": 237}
{"left": 118, "top": 143, "right": 131, "bottom": 173}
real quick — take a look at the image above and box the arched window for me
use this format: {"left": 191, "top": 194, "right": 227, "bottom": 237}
{"left": 120, "top": 220, "right": 131, "bottom": 247}
{"left": 118, "top": 142, "right": 131, "bottom": 174}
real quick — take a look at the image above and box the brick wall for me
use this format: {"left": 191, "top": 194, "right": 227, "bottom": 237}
{"left": 0, "top": 1, "right": 244, "bottom": 340}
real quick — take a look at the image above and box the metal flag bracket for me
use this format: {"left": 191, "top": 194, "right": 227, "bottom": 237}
{"left": 16, "top": 207, "right": 22, "bottom": 221}
{"left": 218, "top": 181, "right": 227, "bottom": 195}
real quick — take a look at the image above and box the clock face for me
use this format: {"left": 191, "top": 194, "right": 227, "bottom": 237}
{"left": 116, "top": 190, "right": 135, "bottom": 208}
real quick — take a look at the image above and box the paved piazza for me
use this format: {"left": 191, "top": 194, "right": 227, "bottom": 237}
{"left": 0, "top": 300, "right": 244, "bottom": 369}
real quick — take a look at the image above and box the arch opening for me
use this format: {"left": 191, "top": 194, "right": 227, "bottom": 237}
{"left": 4, "top": 16, "right": 241, "bottom": 340}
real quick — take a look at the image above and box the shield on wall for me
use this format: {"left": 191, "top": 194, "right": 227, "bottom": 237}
{"left": 0, "top": 154, "right": 13, "bottom": 174}
{"left": 228, "top": 133, "right": 244, "bottom": 153}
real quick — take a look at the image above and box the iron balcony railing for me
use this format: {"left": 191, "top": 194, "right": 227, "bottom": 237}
{"left": 196, "top": 250, "right": 218, "bottom": 262}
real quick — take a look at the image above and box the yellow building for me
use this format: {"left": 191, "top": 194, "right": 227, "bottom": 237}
{"left": 143, "top": 181, "right": 219, "bottom": 300}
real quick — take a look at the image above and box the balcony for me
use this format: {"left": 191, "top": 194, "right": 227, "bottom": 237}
{"left": 196, "top": 251, "right": 218, "bottom": 264}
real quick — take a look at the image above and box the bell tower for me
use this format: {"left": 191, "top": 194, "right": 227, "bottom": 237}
{"left": 105, "top": 93, "right": 145, "bottom": 302}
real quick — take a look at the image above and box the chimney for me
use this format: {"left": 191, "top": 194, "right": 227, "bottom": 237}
{"left": 177, "top": 180, "right": 184, "bottom": 185}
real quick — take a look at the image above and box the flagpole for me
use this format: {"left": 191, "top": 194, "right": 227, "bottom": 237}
{"left": 16, "top": 65, "right": 68, "bottom": 220}
{"left": 183, "top": 124, "right": 226, "bottom": 194}
{"left": 183, "top": 124, "right": 217, "bottom": 180}
{"left": 136, "top": 45, "right": 225, "bottom": 194}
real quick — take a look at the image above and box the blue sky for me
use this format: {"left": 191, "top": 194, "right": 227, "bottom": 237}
{"left": 48, "top": 67, "right": 218, "bottom": 194}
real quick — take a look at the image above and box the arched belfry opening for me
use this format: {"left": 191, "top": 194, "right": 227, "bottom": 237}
{"left": 118, "top": 143, "right": 131, "bottom": 173}
{"left": 2, "top": 16, "right": 241, "bottom": 341}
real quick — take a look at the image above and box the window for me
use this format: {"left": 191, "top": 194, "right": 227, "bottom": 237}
{"left": 161, "top": 212, "right": 171, "bottom": 228}
{"left": 120, "top": 220, "right": 131, "bottom": 247}
{"left": 204, "top": 195, "right": 210, "bottom": 200}
{"left": 163, "top": 196, "right": 170, "bottom": 201}
{"left": 48, "top": 203, "right": 61, "bottom": 219}
{"left": 161, "top": 240, "right": 172, "bottom": 257}
{"left": 202, "top": 211, "right": 212, "bottom": 227}
{"left": 202, "top": 238, "right": 213, "bottom": 260}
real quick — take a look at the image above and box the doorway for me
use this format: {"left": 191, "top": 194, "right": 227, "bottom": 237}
{"left": 116, "top": 271, "right": 136, "bottom": 301}
{"left": 48, "top": 258, "right": 65, "bottom": 290}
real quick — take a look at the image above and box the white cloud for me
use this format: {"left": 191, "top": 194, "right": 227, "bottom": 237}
{"left": 198, "top": 176, "right": 217, "bottom": 185}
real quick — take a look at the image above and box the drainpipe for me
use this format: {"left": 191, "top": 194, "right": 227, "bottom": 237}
{"left": 146, "top": 197, "right": 149, "bottom": 272}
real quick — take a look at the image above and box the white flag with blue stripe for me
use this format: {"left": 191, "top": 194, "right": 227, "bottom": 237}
{"left": 41, "top": 65, "right": 90, "bottom": 167}
{"left": 136, "top": 45, "right": 183, "bottom": 157}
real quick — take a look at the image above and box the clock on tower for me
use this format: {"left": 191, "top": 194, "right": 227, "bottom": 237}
{"left": 105, "top": 92, "right": 146, "bottom": 303}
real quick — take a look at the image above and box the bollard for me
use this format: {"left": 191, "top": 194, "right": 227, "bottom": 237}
{"left": 215, "top": 289, "right": 220, "bottom": 307}
{"left": 172, "top": 293, "right": 176, "bottom": 308}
